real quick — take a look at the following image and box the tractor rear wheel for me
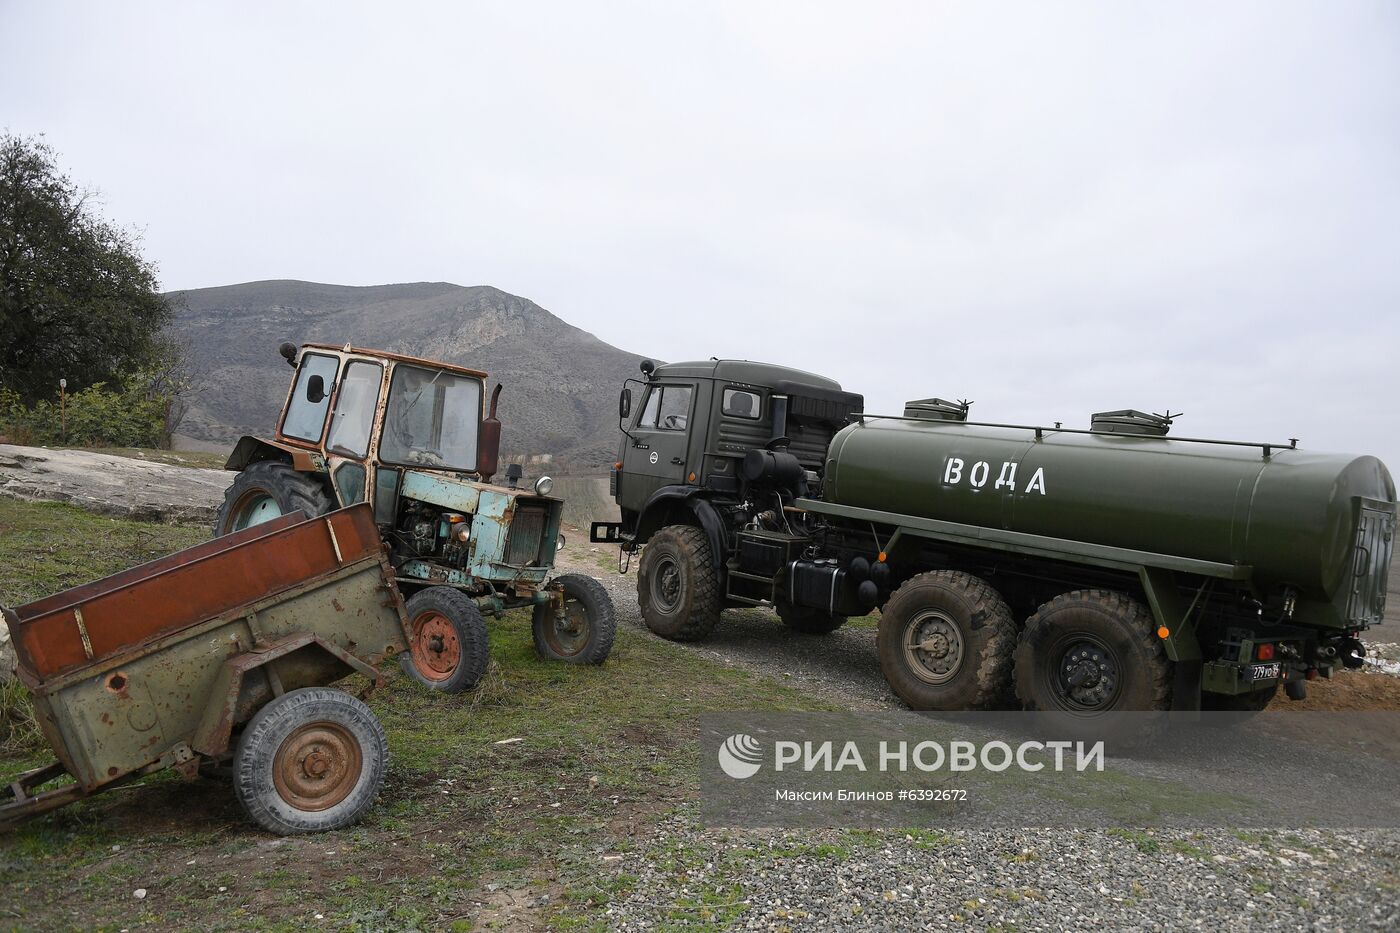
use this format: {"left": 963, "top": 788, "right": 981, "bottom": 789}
{"left": 233, "top": 687, "right": 386, "bottom": 835}
{"left": 533, "top": 573, "right": 617, "bottom": 664}
{"left": 214, "top": 460, "right": 333, "bottom": 536}
{"left": 400, "top": 587, "right": 490, "bottom": 693}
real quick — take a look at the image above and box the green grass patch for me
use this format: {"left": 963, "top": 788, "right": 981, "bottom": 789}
{"left": 0, "top": 496, "right": 831, "bottom": 931}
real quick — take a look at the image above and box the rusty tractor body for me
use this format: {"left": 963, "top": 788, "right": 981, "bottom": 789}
{"left": 2, "top": 504, "right": 409, "bottom": 834}
{"left": 215, "top": 343, "right": 616, "bottom": 682}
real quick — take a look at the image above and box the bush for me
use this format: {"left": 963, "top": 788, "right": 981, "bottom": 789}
{"left": 1, "top": 376, "right": 173, "bottom": 448}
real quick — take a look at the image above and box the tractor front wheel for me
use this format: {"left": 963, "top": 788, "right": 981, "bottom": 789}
{"left": 533, "top": 574, "right": 617, "bottom": 665}
{"left": 400, "top": 587, "right": 491, "bottom": 693}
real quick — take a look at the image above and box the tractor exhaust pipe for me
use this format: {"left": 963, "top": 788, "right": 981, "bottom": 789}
{"left": 478, "top": 383, "right": 503, "bottom": 482}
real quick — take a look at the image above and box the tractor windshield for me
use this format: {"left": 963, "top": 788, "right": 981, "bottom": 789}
{"left": 380, "top": 364, "right": 483, "bottom": 472}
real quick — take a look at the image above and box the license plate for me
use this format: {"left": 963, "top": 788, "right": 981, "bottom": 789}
{"left": 1249, "top": 662, "right": 1281, "bottom": 681}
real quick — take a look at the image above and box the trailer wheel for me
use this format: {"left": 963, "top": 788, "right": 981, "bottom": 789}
{"left": 877, "top": 571, "right": 1017, "bottom": 710}
{"left": 1014, "top": 590, "right": 1171, "bottom": 713}
{"left": 775, "top": 591, "right": 847, "bottom": 635}
{"left": 533, "top": 573, "right": 617, "bottom": 664}
{"left": 233, "top": 687, "right": 387, "bottom": 835}
{"left": 214, "top": 460, "right": 332, "bottom": 536}
{"left": 637, "top": 525, "right": 721, "bottom": 641}
{"left": 400, "top": 587, "right": 490, "bottom": 693}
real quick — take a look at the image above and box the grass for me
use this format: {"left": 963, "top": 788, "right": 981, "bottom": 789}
{"left": 0, "top": 496, "right": 832, "bottom": 931}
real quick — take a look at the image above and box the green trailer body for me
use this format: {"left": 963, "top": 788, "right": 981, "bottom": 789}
{"left": 2, "top": 503, "right": 410, "bottom": 830}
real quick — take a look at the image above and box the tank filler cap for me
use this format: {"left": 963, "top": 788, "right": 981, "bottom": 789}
{"left": 1090, "top": 409, "right": 1175, "bottom": 436}
{"left": 903, "top": 398, "right": 970, "bottom": 422}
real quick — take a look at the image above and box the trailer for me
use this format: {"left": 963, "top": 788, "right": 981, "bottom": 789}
{"left": 1, "top": 503, "right": 412, "bottom": 835}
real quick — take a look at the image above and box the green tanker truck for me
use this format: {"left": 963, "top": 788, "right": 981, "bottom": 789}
{"left": 591, "top": 359, "right": 1396, "bottom": 714}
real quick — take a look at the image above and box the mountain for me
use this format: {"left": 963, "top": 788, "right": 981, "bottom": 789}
{"left": 168, "top": 280, "right": 645, "bottom": 471}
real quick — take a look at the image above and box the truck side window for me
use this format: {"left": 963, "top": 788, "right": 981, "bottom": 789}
{"left": 640, "top": 385, "right": 692, "bottom": 431}
{"left": 722, "top": 388, "right": 760, "bottom": 419}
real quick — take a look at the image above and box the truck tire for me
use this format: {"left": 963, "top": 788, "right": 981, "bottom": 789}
{"left": 214, "top": 460, "right": 333, "bottom": 536}
{"left": 775, "top": 590, "right": 847, "bottom": 635}
{"left": 1014, "top": 590, "right": 1171, "bottom": 713}
{"left": 877, "top": 571, "right": 1017, "bottom": 710}
{"left": 637, "top": 525, "right": 721, "bottom": 642}
{"left": 533, "top": 573, "right": 617, "bottom": 664}
{"left": 400, "top": 587, "right": 490, "bottom": 693}
{"left": 233, "top": 687, "right": 387, "bottom": 835}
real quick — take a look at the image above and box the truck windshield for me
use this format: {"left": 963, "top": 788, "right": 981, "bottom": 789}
{"left": 380, "top": 364, "right": 482, "bottom": 471}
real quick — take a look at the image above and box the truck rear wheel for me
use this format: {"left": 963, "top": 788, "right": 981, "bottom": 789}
{"left": 233, "top": 687, "right": 387, "bottom": 835}
{"left": 877, "top": 571, "right": 1017, "bottom": 710}
{"left": 1014, "top": 590, "right": 1171, "bottom": 713}
{"left": 637, "top": 525, "right": 721, "bottom": 641}
{"left": 400, "top": 587, "right": 490, "bottom": 693}
{"left": 533, "top": 573, "right": 617, "bottom": 664}
{"left": 214, "top": 460, "right": 333, "bottom": 536}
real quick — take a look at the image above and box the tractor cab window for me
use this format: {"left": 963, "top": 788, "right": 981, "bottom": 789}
{"left": 326, "top": 361, "right": 383, "bottom": 459}
{"left": 380, "top": 364, "right": 482, "bottom": 471}
{"left": 639, "top": 385, "right": 692, "bottom": 431}
{"left": 282, "top": 353, "right": 340, "bottom": 442}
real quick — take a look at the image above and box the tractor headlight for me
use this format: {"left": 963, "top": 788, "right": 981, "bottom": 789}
{"left": 534, "top": 476, "right": 554, "bottom": 496}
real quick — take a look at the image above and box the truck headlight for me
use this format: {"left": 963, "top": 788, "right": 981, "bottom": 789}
{"left": 534, "top": 476, "right": 554, "bottom": 496}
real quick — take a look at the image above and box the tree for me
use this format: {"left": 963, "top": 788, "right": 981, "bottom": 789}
{"left": 0, "top": 132, "right": 176, "bottom": 404}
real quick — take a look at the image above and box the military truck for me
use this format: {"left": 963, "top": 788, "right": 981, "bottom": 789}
{"left": 592, "top": 358, "right": 1396, "bottom": 714}
{"left": 217, "top": 342, "right": 615, "bottom": 689}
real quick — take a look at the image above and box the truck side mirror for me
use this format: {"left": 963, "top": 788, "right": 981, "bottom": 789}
{"left": 619, "top": 387, "right": 632, "bottom": 419}
{"left": 306, "top": 374, "right": 326, "bottom": 404}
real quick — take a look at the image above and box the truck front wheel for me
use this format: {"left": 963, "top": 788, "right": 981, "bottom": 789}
{"left": 877, "top": 571, "right": 1017, "bottom": 710}
{"left": 637, "top": 525, "right": 720, "bottom": 641}
{"left": 1013, "top": 590, "right": 1171, "bottom": 713}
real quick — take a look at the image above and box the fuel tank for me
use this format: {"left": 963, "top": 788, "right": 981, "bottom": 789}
{"left": 824, "top": 415, "right": 1396, "bottom": 624}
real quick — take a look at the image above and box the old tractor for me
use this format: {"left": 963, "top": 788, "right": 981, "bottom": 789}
{"left": 215, "top": 342, "right": 615, "bottom": 688}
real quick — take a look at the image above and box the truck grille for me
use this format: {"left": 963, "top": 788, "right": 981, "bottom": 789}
{"left": 505, "top": 505, "right": 549, "bottom": 566}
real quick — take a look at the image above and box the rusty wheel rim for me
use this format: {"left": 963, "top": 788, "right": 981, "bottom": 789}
{"left": 410, "top": 610, "right": 461, "bottom": 681}
{"left": 272, "top": 721, "right": 362, "bottom": 812}
{"left": 543, "top": 598, "right": 590, "bottom": 657}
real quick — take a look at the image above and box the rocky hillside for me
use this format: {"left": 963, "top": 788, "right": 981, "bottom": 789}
{"left": 168, "top": 281, "right": 645, "bottom": 470}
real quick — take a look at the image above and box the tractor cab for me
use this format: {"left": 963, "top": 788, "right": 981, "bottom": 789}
{"left": 216, "top": 342, "right": 616, "bottom": 681}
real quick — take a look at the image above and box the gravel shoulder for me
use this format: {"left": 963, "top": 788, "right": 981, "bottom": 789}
{"left": 555, "top": 541, "right": 1400, "bottom": 931}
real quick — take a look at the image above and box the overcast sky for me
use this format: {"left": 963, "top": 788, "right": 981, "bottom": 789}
{"left": 4, "top": 2, "right": 1398, "bottom": 467}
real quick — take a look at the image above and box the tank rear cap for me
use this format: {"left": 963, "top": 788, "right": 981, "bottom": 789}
{"left": 903, "top": 398, "right": 971, "bottom": 422}
{"left": 1090, "top": 409, "right": 1174, "bottom": 436}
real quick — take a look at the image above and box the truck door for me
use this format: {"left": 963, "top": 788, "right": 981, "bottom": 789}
{"left": 623, "top": 382, "right": 696, "bottom": 506}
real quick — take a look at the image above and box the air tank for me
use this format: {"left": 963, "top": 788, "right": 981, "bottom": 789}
{"left": 823, "top": 411, "right": 1395, "bottom": 619}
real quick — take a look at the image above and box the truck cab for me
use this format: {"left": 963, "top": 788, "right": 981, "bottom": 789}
{"left": 593, "top": 358, "right": 863, "bottom": 639}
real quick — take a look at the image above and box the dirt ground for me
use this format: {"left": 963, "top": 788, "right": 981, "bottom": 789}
{"left": 1266, "top": 667, "right": 1400, "bottom": 711}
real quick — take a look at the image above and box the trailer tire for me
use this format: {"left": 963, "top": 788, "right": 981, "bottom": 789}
{"left": 214, "top": 460, "right": 333, "bottom": 536}
{"left": 775, "top": 591, "right": 847, "bottom": 635}
{"left": 533, "top": 573, "right": 617, "bottom": 664}
{"left": 400, "top": 587, "right": 490, "bottom": 693}
{"left": 877, "top": 571, "right": 1017, "bottom": 710}
{"left": 233, "top": 687, "right": 387, "bottom": 835}
{"left": 637, "top": 525, "right": 721, "bottom": 641}
{"left": 1014, "top": 590, "right": 1171, "bottom": 713}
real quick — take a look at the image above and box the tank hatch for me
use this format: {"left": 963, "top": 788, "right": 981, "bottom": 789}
{"left": 1090, "top": 409, "right": 1173, "bottom": 436}
{"left": 904, "top": 398, "right": 970, "bottom": 422}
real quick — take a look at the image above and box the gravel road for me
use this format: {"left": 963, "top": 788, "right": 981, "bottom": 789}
{"left": 557, "top": 545, "right": 1400, "bottom": 931}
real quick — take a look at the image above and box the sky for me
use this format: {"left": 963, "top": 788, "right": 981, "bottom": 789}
{"left": 4, "top": 1, "right": 1398, "bottom": 468}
